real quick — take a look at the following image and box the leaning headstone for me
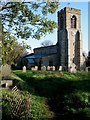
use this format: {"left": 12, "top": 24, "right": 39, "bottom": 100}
{"left": 41, "top": 66, "right": 46, "bottom": 71}
{"left": 1, "top": 64, "right": 11, "bottom": 79}
{"left": 23, "top": 66, "right": 26, "bottom": 72}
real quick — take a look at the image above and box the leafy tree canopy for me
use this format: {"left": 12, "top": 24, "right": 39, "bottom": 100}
{"left": 1, "top": 1, "right": 59, "bottom": 40}
{"left": 2, "top": 32, "right": 30, "bottom": 65}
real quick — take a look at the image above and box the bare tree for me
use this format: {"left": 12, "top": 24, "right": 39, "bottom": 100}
{"left": 41, "top": 40, "right": 53, "bottom": 47}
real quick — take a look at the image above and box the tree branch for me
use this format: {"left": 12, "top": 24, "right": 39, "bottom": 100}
{"left": 1, "top": 5, "right": 16, "bottom": 11}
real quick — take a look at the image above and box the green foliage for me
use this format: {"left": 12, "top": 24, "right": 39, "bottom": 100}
{"left": 2, "top": 89, "right": 31, "bottom": 120}
{"left": 2, "top": 32, "right": 28, "bottom": 65}
{"left": 31, "top": 95, "right": 54, "bottom": 119}
{"left": 56, "top": 91, "right": 90, "bottom": 119}
{"left": 12, "top": 71, "right": 90, "bottom": 119}
{"left": 9, "top": 72, "right": 54, "bottom": 119}
{"left": 1, "top": 2, "right": 59, "bottom": 40}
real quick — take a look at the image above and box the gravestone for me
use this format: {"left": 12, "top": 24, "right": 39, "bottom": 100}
{"left": 35, "top": 66, "right": 38, "bottom": 70}
{"left": 31, "top": 66, "right": 38, "bottom": 71}
{"left": 52, "top": 66, "right": 55, "bottom": 71}
{"left": 23, "top": 66, "right": 26, "bottom": 72}
{"left": 1, "top": 64, "right": 11, "bottom": 79}
{"left": 47, "top": 66, "right": 50, "bottom": 71}
{"left": 1, "top": 80, "right": 13, "bottom": 88}
{"left": 1, "top": 64, "right": 13, "bottom": 88}
{"left": 69, "top": 64, "right": 76, "bottom": 73}
{"left": 85, "top": 67, "right": 88, "bottom": 72}
{"left": 41, "top": 66, "right": 46, "bottom": 71}
{"left": 31, "top": 67, "right": 35, "bottom": 71}
{"left": 50, "top": 66, "right": 53, "bottom": 70}
{"left": 59, "top": 66, "right": 62, "bottom": 71}
{"left": 50, "top": 66, "right": 55, "bottom": 71}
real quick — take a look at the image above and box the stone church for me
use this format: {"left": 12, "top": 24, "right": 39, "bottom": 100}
{"left": 22, "top": 7, "right": 85, "bottom": 72}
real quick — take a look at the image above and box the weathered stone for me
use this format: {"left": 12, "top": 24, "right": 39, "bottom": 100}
{"left": 1, "top": 80, "right": 13, "bottom": 88}
{"left": 85, "top": 67, "right": 88, "bottom": 72}
{"left": 23, "top": 66, "right": 26, "bottom": 72}
{"left": 59, "top": 66, "right": 62, "bottom": 71}
{"left": 1, "top": 64, "right": 11, "bottom": 79}
{"left": 31, "top": 66, "right": 38, "bottom": 71}
{"left": 49, "top": 66, "right": 55, "bottom": 71}
{"left": 35, "top": 66, "right": 38, "bottom": 70}
{"left": 52, "top": 66, "right": 55, "bottom": 71}
{"left": 25, "top": 7, "right": 85, "bottom": 72}
{"left": 41, "top": 66, "right": 46, "bottom": 71}
{"left": 68, "top": 64, "right": 77, "bottom": 73}
{"left": 47, "top": 66, "right": 50, "bottom": 71}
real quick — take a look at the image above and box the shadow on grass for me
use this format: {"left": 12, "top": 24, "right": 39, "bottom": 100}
{"left": 13, "top": 71, "right": 90, "bottom": 97}
{"left": 13, "top": 71, "right": 90, "bottom": 119}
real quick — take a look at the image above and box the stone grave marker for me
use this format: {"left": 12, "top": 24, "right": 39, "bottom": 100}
{"left": 23, "top": 66, "right": 26, "bottom": 72}
{"left": 35, "top": 66, "right": 38, "bottom": 70}
{"left": 49, "top": 66, "right": 55, "bottom": 71}
{"left": 41, "top": 66, "right": 46, "bottom": 71}
{"left": 85, "top": 67, "right": 88, "bottom": 72}
{"left": 1, "top": 64, "right": 11, "bottom": 79}
{"left": 1, "top": 80, "right": 13, "bottom": 88}
{"left": 31, "top": 67, "right": 35, "bottom": 71}
{"left": 59, "top": 66, "right": 62, "bottom": 71}
{"left": 50, "top": 66, "right": 53, "bottom": 70}
{"left": 47, "top": 66, "right": 50, "bottom": 71}
{"left": 52, "top": 66, "right": 55, "bottom": 71}
{"left": 69, "top": 64, "right": 76, "bottom": 73}
{"left": 31, "top": 66, "right": 38, "bottom": 71}
{"left": 1, "top": 64, "right": 13, "bottom": 88}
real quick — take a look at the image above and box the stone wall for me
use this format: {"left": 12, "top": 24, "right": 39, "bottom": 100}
{"left": 42, "top": 53, "right": 58, "bottom": 66}
{"left": 58, "top": 7, "right": 84, "bottom": 71}
{"left": 34, "top": 45, "right": 57, "bottom": 55}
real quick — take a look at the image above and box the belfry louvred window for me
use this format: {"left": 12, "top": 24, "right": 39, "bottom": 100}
{"left": 71, "top": 15, "right": 77, "bottom": 28}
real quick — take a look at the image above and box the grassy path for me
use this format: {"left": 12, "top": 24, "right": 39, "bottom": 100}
{"left": 2, "top": 71, "right": 90, "bottom": 119}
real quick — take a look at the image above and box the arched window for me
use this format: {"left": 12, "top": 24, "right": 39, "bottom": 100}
{"left": 71, "top": 15, "right": 77, "bottom": 28}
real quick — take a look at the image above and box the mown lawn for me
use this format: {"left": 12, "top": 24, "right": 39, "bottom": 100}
{"left": 2, "top": 71, "right": 90, "bottom": 120}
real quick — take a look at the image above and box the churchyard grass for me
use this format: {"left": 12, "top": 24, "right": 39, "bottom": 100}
{"left": 2, "top": 70, "right": 90, "bottom": 119}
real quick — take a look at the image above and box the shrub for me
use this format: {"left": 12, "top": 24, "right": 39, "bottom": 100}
{"left": 2, "top": 88, "right": 31, "bottom": 120}
{"left": 56, "top": 91, "right": 90, "bottom": 119}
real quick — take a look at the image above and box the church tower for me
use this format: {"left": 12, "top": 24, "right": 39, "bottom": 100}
{"left": 58, "top": 7, "right": 84, "bottom": 71}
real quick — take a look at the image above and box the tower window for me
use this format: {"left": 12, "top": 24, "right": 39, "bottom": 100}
{"left": 71, "top": 15, "right": 77, "bottom": 28}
